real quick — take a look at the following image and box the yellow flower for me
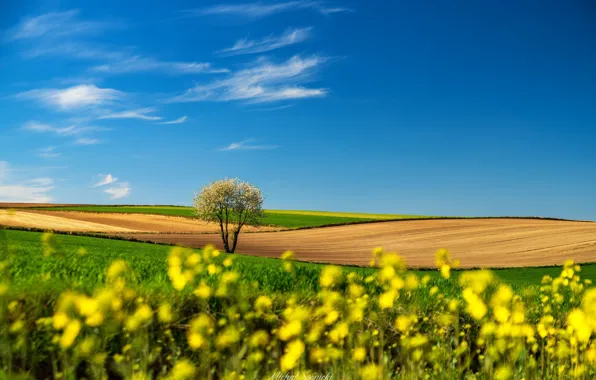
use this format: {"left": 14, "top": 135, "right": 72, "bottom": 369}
{"left": 360, "top": 364, "right": 381, "bottom": 380}
{"left": 279, "top": 320, "right": 302, "bottom": 341}
{"left": 280, "top": 339, "right": 304, "bottom": 372}
{"left": 158, "top": 303, "right": 174, "bottom": 323}
{"left": 405, "top": 274, "right": 419, "bottom": 290}
{"left": 60, "top": 319, "right": 82, "bottom": 349}
{"left": 396, "top": 315, "right": 415, "bottom": 333}
{"left": 567, "top": 309, "right": 592, "bottom": 343}
{"left": 9, "top": 320, "right": 24, "bottom": 334}
{"left": 463, "top": 288, "right": 487, "bottom": 321}
{"left": 249, "top": 330, "right": 269, "bottom": 347}
{"left": 135, "top": 304, "right": 153, "bottom": 322}
{"left": 188, "top": 333, "right": 205, "bottom": 349}
{"left": 429, "top": 286, "right": 439, "bottom": 296}
{"left": 379, "top": 290, "right": 396, "bottom": 309}
{"left": 440, "top": 264, "right": 450, "bottom": 279}
{"left": 194, "top": 282, "right": 212, "bottom": 299}
{"left": 53, "top": 312, "right": 69, "bottom": 329}
{"left": 494, "top": 365, "right": 512, "bottom": 380}
{"left": 85, "top": 312, "right": 104, "bottom": 327}
{"left": 320, "top": 266, "right": 342, "bottom": 288}
{"left": 254, "top": 295, "right": 273, "bottom": 312}
{"left": 281, "top": 250, "right": 295, "bottom": 260}
{"left": 328, "top": 322, "right": 349, "bottom": 343}
{"left": 169, "top": 359, "right": 196, "bottom": 380}
{"left": 223, "top": 258, "right": 233, "bottom": 267}
{"left": 352, "top": 347, "right": 366, "bottom": 362}
{"left": 107, "top": 260, "right": 128, "bottom": 279}
{"left": 216, "top": 326, "right": 240, "bottom": 348}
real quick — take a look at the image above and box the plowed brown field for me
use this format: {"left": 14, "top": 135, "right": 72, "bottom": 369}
{"left": 115, "top": 219, "right": 596, "bottom": 268}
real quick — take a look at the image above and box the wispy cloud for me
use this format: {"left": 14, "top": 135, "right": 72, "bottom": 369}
{"left": 92, "top": 174, "right": 118, "bottom": 187}
{"left": 90, "top": 56, "right": 229, "bottom": 75}
{"left": 37, "top": 146, "right": 60, "bottom": 158}
{"left": 168, "top": 55, "right": 328, "bottom": 104}
{"left": 0, "top": 162, "right": 54, "bottom": 202}
{"left": 105, "top": 182, "right": 131, "bottom": 199}
{"left": 219, "top": 139, "right": 280, "bottom": 151}
{"left": 91, "top": 174, "right": 131, "bottom": 199}
{"left": 74, "top": 138, "right": 101, "bottom": 145}
{"left": 218, "top": 27, "right": 312, "bottom": 56}
{"left": 4, "top": 10, "right": 118, "bottom": 42}
{"left": 158, "top": 116, "right": 188, "bottom": 125}
{"left": 17, "top": 84, "right": 123, "bottom": 110}
{"left": 99, "top": 108, "right": 162, "bottom": 121}
{"left": 193, "top": 1, "right": 351, "bottom": 19}
{"left": 22, "top": 121, "right": 107, "bottom": 136}
{"left": 21, "top": 42, "right": 228, "bottom": 76}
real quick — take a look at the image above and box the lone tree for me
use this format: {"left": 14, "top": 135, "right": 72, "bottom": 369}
{"left": 193, "top": 178, "right": 265, "bottom": 253}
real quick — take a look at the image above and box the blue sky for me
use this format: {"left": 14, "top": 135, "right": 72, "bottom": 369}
{"left": 1, "top": 1, "right": 595, "bottom": 220}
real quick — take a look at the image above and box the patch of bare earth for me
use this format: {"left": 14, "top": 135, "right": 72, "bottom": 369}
{"left": 115, "top": 219, "right": 596, "bottom": 268}
{"left": 26, "top": 210, "right": 281, "bottom": 233}
{"left": 0, "top": 210, "right": 135, "bottom": 232}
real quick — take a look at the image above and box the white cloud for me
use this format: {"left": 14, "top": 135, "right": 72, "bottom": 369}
{"left": 17, "top": 84, "right": 123, "bottom": 110}
{"left": 219, "top": 139, "right": 279, "bottom": 151}
{"left": 195, "top": 1, "right": 351, "bottom": 18}
{"left": 99, "top": 108, "right": 162, "bottom": 121}
{"left": 22, "top": 178, "right": 53, "bottom": 187}
{"left": 0, "top": 162, "right": 54, "bottom": 203}
{"left": 37, "top": 146, "right": 60, "bottom": 158}
{"left": 4, "top": 10, "right": 117, "bottom": 42}
{"left": 90, "top": 56, "right": 228, "bottom": 75}
{"left": 92, "top": 174, "right": 118, "bottom": 187}
{"left": 168, "top": 55, "right": 328, "bottom": 103}
{"left": 74, "top": 138, "right": 101, "bottom": 145}
{"left": 104, "top": 182, "right": 130, "bottom": 199}
{"left": 22, "top": 121, "right": 106, "bottom": 136}
{"left": 219, "top": 27, "right": 312, "bottom": 56}
{"left": 158, "top": 116, "right": 188, "bottom": 125}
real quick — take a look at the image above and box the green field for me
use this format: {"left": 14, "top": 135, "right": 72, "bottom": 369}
{"left": 2, "top": 229, "right": 593, "bottom": 378}
{"left": 3, "top": 229, "right": 594, "bottom": 294}
{"left": 29, "top": 205, "right": 437, "bottom": 228}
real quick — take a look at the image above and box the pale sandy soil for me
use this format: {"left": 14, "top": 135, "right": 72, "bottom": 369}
{"left": 6, "top": 210, "right": 281, "bottom": 233}
{"left": 0, "top": 210, "right": 135, "bottom": 232}
{"left": 114, "top": 218, "right": 596, "bottom": 268}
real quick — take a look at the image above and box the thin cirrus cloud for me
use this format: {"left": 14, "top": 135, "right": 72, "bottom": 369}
{"left": 158, "top": 116, "right": 188, "bottom": 125}
{"left": 16, "top": 84, "right": 123, "bottom": 111}
{"left": 91, "top": 174, "right": 131, "bottom": 200}
{"left": 90, "top": 56, "right": 229, "bottom": 75}
{"left": 3, "top": 9, "right": 118, "bottom": 42}
{"left": 74, "top": 138, "right": 101, "bottom": 146}
{"left": 99, "top": 108, "right": 162, "bottom": 121}
{"left": 37, "top": 146, "right": 60, "bottom": 158}
{"left": 0, "top": 162, "right": 54, "bottom": 202}
{"left": 219, "top": 139, "right": 280, "bottom": 151}
{"left": 21, "top": 42, "right": 228, "bottom": 76}
{"left": 168, "top": 55, "right": 328, "bottom": 104}
{"left": 22, "top": 121, "right": 107, "bottom": 136}
{"left": 218, "top": 27, "right": 312, "bottom": 56}
{"left": 193, "top": 1, "right": 352, "bottom": 19}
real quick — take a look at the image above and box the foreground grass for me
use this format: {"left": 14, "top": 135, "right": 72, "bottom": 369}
{"left": 30, "top": 205, "right": 437, "bottom": 228}
{"left": 2, "top": 229, "right": 596, "bottom": 378}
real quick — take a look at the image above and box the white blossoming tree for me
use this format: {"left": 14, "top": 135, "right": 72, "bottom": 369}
{"left": 192, "top": 178, "right": 265, "bottom": 253}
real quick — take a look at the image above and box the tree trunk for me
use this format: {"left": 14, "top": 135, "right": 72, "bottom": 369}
{"left": 219, "top": 218, "right": 230, "bottom": 253}
{"left": 230, "top": 226, "right": 242, "bottom": 253}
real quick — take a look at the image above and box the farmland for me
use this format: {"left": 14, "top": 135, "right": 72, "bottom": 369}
{"left": 4, "top": 229, "right": 596, "bottom": 292}
{"left": 1, "top": 204, "right": 596, "bottom": 378}
{"left": 2, "top": 227, "right": 596, "bottom": 378}
{"left": 25, "top": 204, "right": 437, "bottom": 228}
